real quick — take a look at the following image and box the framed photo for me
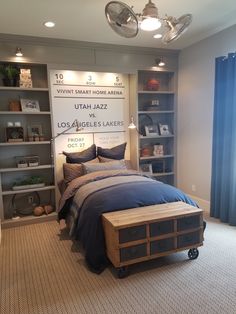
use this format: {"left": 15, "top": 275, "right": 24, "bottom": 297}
{"left": 28, "top": 124, "right": 42, "bottom": 137}
{"left": 20, "top": 99, "right": 40, "bottom": 112}
{"left": 140, "top": 163, "right": 153, "bottom": 174}
{"left": 153, "top": 144, "right": 164, "bottom": 156}
{"left": 145, "top": 125, "right": 159, "bottom": 136}
{"left": 159, "top": 123, "right": 171, "bottom": 136}
{"left": 6, "top": 127, "right": 24, "bottom": 142}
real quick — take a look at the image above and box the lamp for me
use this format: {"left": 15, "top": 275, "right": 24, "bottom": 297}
{"left": 128, "top": 114, "right": 153, "bottom": 136}
{"left": 51, "top": 119, "right": 82, "bottom": 142}
{"left": 105, "top": 1, "right": 192, "bottom": 43}
{"left": 128, "top": 116, "right": 136, "bottom": 129}
{"left": 155, "top": 57, "right": 165, "bottom": 67}
{"left": 140, "top": 0, "right": 161, "bottom": 31}
{"left": 15, "top": 47, "right": 23, "bottom": 57}
{"left": 50, "top": 119, "right": 82, "bottom": 159}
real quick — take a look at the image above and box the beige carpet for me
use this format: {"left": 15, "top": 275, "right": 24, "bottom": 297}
{"left": 1, "top": 216, "right": 236, "bottom": 314}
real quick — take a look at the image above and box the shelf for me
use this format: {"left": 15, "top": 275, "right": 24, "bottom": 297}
{"left": 0, "top": 165, "right": 54, "bottom": 173}
{"left": 2, "top": 185, "right": 56, "bottom": 196}
{"left": 0, "top": 62, "right": 55, "bottom": 226}
{"left": 138, "top": 91, "right": 174, "bottom": 94}
{"left": 140, "top": 155, "right": 174, "bottom": 161}
{"left": 0, "top": 86, "right": 49, "bottom": 92}
{"left": 152, "top": 172, "right": 174, "bottom": 177}
{"left": 138, "top": 111, "right": 174, "bottom": 114}
{"left": 140, "top": 135, "right": 174, "bottom": 139}
{"left": 1, "top": 212, "right": 57, "bottom": 229}
{"left": 0, "top": 111, "right": 51, "bottom": 115}
{"left": 0, "top": 141, "right": 51, "bottom": 146}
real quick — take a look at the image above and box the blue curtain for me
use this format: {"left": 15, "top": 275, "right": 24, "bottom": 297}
{"left": 210, "top": 53, "right": 236, "bottom": 225}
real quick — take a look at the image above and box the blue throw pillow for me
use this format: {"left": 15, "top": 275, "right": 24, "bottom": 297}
{"left": 97, "top": 142, "right": 127, "bottom": 160}
{"left": 63, "top": 144, "right": 96, "bottom": 163}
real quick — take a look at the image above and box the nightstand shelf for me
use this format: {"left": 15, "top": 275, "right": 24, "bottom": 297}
{"left": 132, "top": 69, "right": 176, "bottom": 186}
{"left": 2, "top": 185, "right": 56, "bottom": 196}
{"left": 0, "top": 61, "right": 56, "bottom": 225}
{"left": 0, "top": 165, "right": 53, "bottom": 172}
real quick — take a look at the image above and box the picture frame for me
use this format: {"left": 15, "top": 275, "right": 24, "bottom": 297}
{"left": 140, "top": 163, "right": 153, "bottom": 174}
{"left": 28, "top": 124, "right": 43, "bottom": 137}
{"left": 159, "top": 123, "right": 171, "bottom": 136}
{"left": 145, "top": 125, "right": 159, "bottom": 136}
{"left": 20, "top": 99, "right": 40, "bottom": 112}
{"left": 6, "top": 127, "right": 24, "bottom": 142}
{"left": 153, "top": 144, "right": 164, "bottom": 156}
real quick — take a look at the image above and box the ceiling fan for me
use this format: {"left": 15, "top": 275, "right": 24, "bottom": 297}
{"left": 105, "top": 0, "right": 192, "bottom": 43}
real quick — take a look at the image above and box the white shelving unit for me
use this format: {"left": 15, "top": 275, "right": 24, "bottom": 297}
{"left": 0, "top": 62, "right": 56, "bottom": 226}
{"left": 130, "top": 70, "right": 176, "bottom": 186}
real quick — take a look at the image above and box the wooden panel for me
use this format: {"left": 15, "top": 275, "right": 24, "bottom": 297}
{"left": 119, "top": 225, "right": 146, "bottom": 243}
{"left": 177, "top": 231, "right": 200, "bottom": 248}
{"left": 177, "top": 215, "right": 200, "bottom": 231}
{"left": 120, "top": 243, "right": 147, "bottom": 262}
{"left": 102, "top": 202, "right": 202, "bottom": 229}
{"left": 150, "top": 219, "right": 174, "bottom": 237}
{"left": 150, "top": 237, "right": 175, "bottom": 255}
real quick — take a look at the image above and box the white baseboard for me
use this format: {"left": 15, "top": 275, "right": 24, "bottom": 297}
{"left": 187, "top": 194, "right": 210, "bottom": 213}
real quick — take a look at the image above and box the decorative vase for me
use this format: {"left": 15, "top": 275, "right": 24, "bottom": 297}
{"left": 3, "top": 78, "right": 18, "bottom": 87}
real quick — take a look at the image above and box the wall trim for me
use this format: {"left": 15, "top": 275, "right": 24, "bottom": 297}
{"left": 0, "top": 33, "right": 179, "bottom": 56}
{"left": 187, "top": 194, "right": 210, "bottom": 213}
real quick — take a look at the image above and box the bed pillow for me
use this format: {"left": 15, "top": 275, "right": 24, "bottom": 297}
{"left": 98, "top": 155, "right": 132, "bottom": 169}
{"left": 63, "top": 157, "right": 99, "bottom": 183}
{"left": 83, "top": 159, "right": 127, "bottom": 174}
{"left": 97, "top": 142, "right": 127, "bottom": 160}
{"left": 63, "top": 144, "right": 96, "bottom": 163}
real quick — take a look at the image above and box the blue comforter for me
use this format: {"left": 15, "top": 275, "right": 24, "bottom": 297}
{"left": 58, "top": 170, "right": 197, "bottom": 273}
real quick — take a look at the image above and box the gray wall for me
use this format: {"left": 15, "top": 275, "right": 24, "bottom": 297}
{"left": 177, "top": 24, "right": 236, "bottom": 205}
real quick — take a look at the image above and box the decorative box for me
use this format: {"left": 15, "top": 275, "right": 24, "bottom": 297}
{"left": 15, "top": 155, "right": 40, "bottom": 168}
{"left": 6, "top": 127, "right": 24, "bottom": 142}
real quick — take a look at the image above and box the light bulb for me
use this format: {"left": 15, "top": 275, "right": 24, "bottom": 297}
{"left": 140, "top": 17, "right": 161, "bottom": 31}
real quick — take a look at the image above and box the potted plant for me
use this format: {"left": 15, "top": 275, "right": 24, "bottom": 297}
{"left": 12, "top": 175, "right": 45, "bottom": 190}
{"left": 0, "top": 64, "right": 19, "bottom": 86}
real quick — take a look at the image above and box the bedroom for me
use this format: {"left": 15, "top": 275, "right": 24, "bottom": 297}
{"left": 1, "top": 1, "right": 236, "bottom": 313}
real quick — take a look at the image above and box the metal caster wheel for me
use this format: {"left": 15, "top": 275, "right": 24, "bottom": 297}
{"left": 117, "top": 266, "right": 129, "bottom": 278}
{"left": 188, "top": 248, "right": 199, "bottom": 260}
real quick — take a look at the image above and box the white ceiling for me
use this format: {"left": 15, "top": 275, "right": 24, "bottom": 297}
{"left": 1, "top": 0, "right": 236, "bottom": 50}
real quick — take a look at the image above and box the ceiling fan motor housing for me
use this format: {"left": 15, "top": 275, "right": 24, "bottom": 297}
{"left": 142, "top": 0, "right": 158, "bottom": 18}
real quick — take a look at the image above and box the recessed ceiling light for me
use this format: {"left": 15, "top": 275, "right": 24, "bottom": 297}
{"left": 44, "top": 21, "right": 55, "bottom": 28}
{"left": 153, "top": 34, "right": 162, "bottom": 39}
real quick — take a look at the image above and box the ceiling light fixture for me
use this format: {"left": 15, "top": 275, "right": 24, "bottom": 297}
{"left": 15, "top": 47, "right": 23, "bottom": 57}
{"left": 155, "top": 57, "right": 165, "bottom": 67}
{"left": 139, "top": 0, "right": 161, "bottom": 31}
{"left": 105, "top": 1, "right": 192, "bottom": 43}
{"left": 44, "top": 21, "right": 55, "bottom": 28}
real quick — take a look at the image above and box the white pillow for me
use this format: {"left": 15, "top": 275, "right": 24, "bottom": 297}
{"left": 83, "top": 159, "right": 127, "bottom": 174}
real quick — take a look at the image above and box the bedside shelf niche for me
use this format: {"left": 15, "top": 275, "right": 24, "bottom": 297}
{"left": 136, "top": 70, "right": 176, "bottom": 186}
{"left": 0, "top": 62, "right": 56, "bottom": 225}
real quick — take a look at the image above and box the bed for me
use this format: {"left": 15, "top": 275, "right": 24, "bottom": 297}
{"left": 57, "top": 144, "right": 198, "bottom": 273}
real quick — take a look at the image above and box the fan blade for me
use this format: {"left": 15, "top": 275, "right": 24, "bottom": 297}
{"left": 105, "top": 1, "right": 139, "bottom": 38}
{"left": 162, "top": 14, "right": 192, "bottom": 44}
